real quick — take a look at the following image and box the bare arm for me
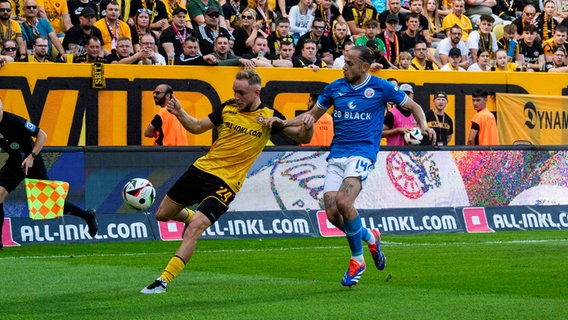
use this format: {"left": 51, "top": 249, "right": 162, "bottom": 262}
{"left": 193, "top": 14, "right": 205, "bottom": 26}
{"left": 49, "top": 32, "right": 66, "bottom": 59}
{"left": 63, "top": 12, "right": 73, "bottom": 31}
{"left": 465, "top": 0, "right": 496, "bottom": 6}
{"left": 470, "top": 48, "right": 478, "bottom": 63}
{"left": 381, "top": 124, "right": 411, "bottom": 137}
{"left": 467, "top": 128, "right": 478, "bottom": 145}
{"left": 162, "top": 42, "right": 175, "bottom": 57}
{"left": 265, "top": 105, "right": 325, "bottom": 129}
{"left": 282, "top": 121, "right": 314, "bottom": 144}
{"left": 446, "top": 133, "right": 453, "bottom": 144}
{"left": 548, "top": 66, "right": 568, "bottom": 72}
{"left": 401, "top": 98, "right": 437, "bottom": 144}
{"left": 22, "top": 128, "right": 47, "bottom": 175}
{"left": 38, "top": 6, "right": 47, "bottom": 18}
{"left": 278, "top": 0, "right": 287, "bottom": 17}
{"left": 16, "top": 36, "right": 26, "bottom": 58}
{"left": 167, "top": 95, "right": 215, "bottom": 134}
{"left": 346, "top": 21, "right": 365, "bottom": 37}
{"left": 144, "top": 123, "right": 157, "bottom": 138}
{"left": 271, "top": 59, "right": 293, "bottom": 67}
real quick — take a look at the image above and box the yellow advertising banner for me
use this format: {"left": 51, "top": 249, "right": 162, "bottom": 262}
{"left": 0, "top": 63, "right": 566, "bottom": 146}
{"left": 496, "top": 93, "right": 568, "bottom": 145}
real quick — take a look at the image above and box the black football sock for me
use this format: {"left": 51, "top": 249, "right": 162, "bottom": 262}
{"left": 63, "top": 201, "right": 89, "bottom": 221}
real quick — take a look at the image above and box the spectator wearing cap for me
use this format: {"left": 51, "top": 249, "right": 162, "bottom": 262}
{"left": 378, "top": 0, "right": 405, "bottom": 31}
{"left": 67, "top": 0, "right": 99, "bottom": 26}
{"left": 194, "top": 6, "right": 234, "bottom": 55}
{"left": 20, "top": 0, "right": 67, "bottom": 60}
{"left": 127, "top": 0, "right": 170, "bottom": 33}
{"left": 159, "top": 7, "right": 194, "bottom": 59}
{"left": 382, "top": 83, "right": 420, "bottom": 146}
{"left": 187, "top": 0, "right": 228, "bottom": 30}
{"left": 423, "top": 91, "right": 453, "bottom": 145}
{"left": 440, "top": 47, "right": 466, "bottom": 71}
{"left": 63, "top": 6, "right": 104, "bottom": 55}
{"left": 342, "top": 0, "right": 379, "bottom": 39}
{"left": 301, "top": 90, "right": 334, "bottom": 147}
{"left": 378, "top": 13, "right": 402, "bottom": 65}
{"left": 441, "top": 0, "right": 472, "bottom": 41}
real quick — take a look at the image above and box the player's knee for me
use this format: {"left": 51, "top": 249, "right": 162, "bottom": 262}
{"left": 335, "top": 197, "right": 352, "bottom": 213}
{"left": 326, "top": 212, "right": 342, "bottom": 228}
{"left": 187, "top": 212, "right": 211, "bottom": 233}
{"left": 154, "top": 210, "right": 170, "bottom": 222}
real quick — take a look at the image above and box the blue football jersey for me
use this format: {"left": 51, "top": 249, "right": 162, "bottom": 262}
{"left": 317, "top": 74, "right": 408, "bottom": 163}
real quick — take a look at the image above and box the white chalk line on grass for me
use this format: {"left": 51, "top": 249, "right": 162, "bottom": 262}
{"left": 1, "top": 238, "right": 567, "bottom": 260}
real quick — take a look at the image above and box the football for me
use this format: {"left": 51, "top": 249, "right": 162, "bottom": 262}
{"left": 404, "top": 127, "right": 423, "bottom": 145}
{"left": 122, "top": 178, "right": 156, "bottom": 210}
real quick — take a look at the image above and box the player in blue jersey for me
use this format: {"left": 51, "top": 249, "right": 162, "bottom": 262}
{"left": 266, "top": 45, "right": 436, "bottom": 287}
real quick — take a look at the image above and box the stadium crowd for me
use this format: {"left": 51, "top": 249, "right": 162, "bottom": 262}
{"left": 0, "top": 0, "right": 565, "bottom": 70}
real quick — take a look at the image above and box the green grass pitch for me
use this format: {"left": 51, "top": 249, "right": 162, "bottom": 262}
{"left": 1, "top": 230, "right": 567, "bottom": 320}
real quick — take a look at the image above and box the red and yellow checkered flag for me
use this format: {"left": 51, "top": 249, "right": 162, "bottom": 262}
{"left": 25, "top": 178, "right": 69, "bottom": 220}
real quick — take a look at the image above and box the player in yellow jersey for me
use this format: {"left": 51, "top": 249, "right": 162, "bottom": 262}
{"left": 141, "top": 70, "right": 315, "bottom": 294}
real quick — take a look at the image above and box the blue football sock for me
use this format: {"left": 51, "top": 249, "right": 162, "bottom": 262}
{"left": 361, "top": 227, "right": 371, "bottom": 243}
{"left": 343, "top": 216, "right": 363, "bottom": 257}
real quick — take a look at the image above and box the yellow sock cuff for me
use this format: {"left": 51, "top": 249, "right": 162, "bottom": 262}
{"left": 160, "top": 255, "right": 186, "bottom": 284}
{"left": 183, "top": 208, "right": 195, "bottom": 224}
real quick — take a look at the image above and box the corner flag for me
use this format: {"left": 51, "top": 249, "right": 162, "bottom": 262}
{"left": 25, "top": 178, "right": 69, "bottom": 220}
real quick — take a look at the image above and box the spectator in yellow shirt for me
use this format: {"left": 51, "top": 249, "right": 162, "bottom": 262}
{"left": 93, "top": 1, "right": 135, "bottom": 55}
{"left": 441, "top": 0, "right": 471, "bottom": 41}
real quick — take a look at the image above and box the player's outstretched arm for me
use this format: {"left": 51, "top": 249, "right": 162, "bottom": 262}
{"left": 167, "top": 95, "right": 214, "bottom": 134}
{"left": 402, "top": 99, "right": 437, "bottom": 145}
{"left": 282, "top": 118, "right": 315, "bottom": 144}
{"left": 265, "top": 106, "right": 325, "bottom": 128}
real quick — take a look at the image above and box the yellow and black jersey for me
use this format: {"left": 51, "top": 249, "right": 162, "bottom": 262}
{"left": 342, "top": 3, "right": 378, "bottom": 29}
{"left": 193, "top": 99, "right": 285, "bottom": 193}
